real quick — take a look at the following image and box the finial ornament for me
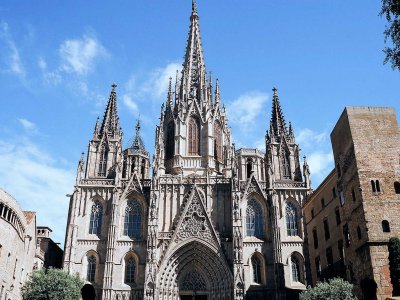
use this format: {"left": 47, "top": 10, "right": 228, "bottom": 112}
{"left": 112, "top": 83, "right": 117, "bottom": 90}
{"left": 192, "top": 0, "right": 198, "bottom": 15}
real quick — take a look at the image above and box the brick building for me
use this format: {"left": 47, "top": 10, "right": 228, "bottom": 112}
{"left": 304, "top": 106, "right": 400, "bottom": 300}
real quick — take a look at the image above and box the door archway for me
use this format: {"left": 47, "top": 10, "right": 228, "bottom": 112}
{"left": 81, "top": 284, "right": 96, "bottom": 300}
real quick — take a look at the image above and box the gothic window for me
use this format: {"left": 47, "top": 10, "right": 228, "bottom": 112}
{"left": 124, "top": 200, "right": 141, "bottom": 239}
{"left": 180, "top": 271, "right": 207, "bottom": 291}
{"left": 89, "top": 202, "right": 103, "bottom": 235}
{"left": 214, "top": 122, "right": 223, "bottom": 162}
{"left": 165, "top": 122, "right": 175, "bottom": 160}
{"left": 141, "top": 159, "right": 146, "bottom": 179}
{"left": 188, "top": 117, "right": 200, "bottom": 155}
{"left": 281, "top": 149, "right": 291, "bottom": 179}
{"left": 394, "top": 182, "right": 400, "bottom": 194}
{"left": 246, "top": 159, "right": 253, "bottom": 179}
{"left": 291, "top": 256, "right": 300, "bottom": 282}
{"left": 246, "top": 199, "right": 264, "bottom": 238}
{"left": 251, "top": 256, "right": 262, "bottom": 284}
{"left": 125, "top": 256, "right": 136, "bottom": 284}
{"left": 98, "top": 147, "right": 108, "bottom": 177}
{"left": 87, "top": 255, "right": 96, "bottom": 282}
{"left": 286, "top": 203, "right": 298, "bottom": 236}
{"left": 382, "top": 220, "right": 391, "bottom": 233}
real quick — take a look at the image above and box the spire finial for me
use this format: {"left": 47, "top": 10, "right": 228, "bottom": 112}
{"left": 135, "top": 118, "right": 141, "bottom": 134}
{"left": 272, "top": 86, "right": 278, "bottom": 97}
{"left": 192, "top": 0, "right": 198, "bottom": 15}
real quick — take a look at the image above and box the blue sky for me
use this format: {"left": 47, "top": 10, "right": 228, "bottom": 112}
{"left": 0, "top": 1, "right": 399, "bottom": 245}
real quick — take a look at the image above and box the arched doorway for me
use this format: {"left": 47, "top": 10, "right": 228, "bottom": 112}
{"left": 158, "top": 241, "right": 233, "bottom": 300}
{"left": 81, "top": 284, "right": 96, "bottom": 300}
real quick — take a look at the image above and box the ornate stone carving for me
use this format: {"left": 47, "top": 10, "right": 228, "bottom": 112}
{"left": 175, "top": 195, "right": 212, "bottom": 243}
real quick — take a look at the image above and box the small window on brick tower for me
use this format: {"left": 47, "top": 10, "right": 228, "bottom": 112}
{"left": 371, "top": 180, "right": 376, "bottom": 193}
{"left": 357, "top": 226, "right": 362, "bottom": 240}
{"left": 382, "top": 220, "right": 390, "bottom": 233}
{"left": 394, "top": 182, "right": 400, "bottom": 194}
{"left": 376, "top": 180, "right": 381, "bottom": 193}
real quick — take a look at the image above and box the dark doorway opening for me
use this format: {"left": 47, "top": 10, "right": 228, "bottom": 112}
{"left": 81, "top": 284, "right": 96, "bottom": 300}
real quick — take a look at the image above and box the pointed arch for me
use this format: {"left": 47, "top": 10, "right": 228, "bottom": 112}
{"left": 165, "top": 121, "right": 175, "bottom": 160}
{"left": 123, "top": 251, "right": 139, "bottom": 285}
{"left": 188, "top": 116, "right": 200, "bottom": 155}
{"left": 98, "top": 146, "right": 108, "bottom": 177}
{"left": 123, "top": 199, "right": 142, "bottom": 239}
{"left": 280, "top": 146, "right": 291, "bottom": 179}
{"left": 89, "top": 201, "right": 103, "bottom": 235}
{"left": 83, "top": 250, "right": 100, "bottom": 283}
{"left": 246, "top": 199, "right": 264, "bottom": 238}
{"left": 289, "top": 252, "right": 304, "bottom": 284}
{"left": 250, "top": 253, "right": 265, "bottom": 285}
{"left": 214, "top": 121, "right": 223, "bottom": 162}
{"left": 286, "top": 201, "right": 299, "bottom": 237}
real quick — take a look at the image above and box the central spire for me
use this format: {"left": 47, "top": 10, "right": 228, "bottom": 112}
{"left": 180, "top": 0, "right": 206, "bottom": 102}
{"left": 270, "top": 87, "right": 288, "bottom": 140}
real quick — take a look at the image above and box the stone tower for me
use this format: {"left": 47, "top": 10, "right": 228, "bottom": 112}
{"left": 63, "top": 2, "right": 312, "bottom": 300}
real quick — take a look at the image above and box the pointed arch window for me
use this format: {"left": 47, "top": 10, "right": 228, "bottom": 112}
{"left": 291, "top": 256, "right": 300, "bottom": 282}
{"left": 214, "top": 122, "right": 223, "bottom": 162}
{"left": 286, "top": 203, "right": 298, "bottom": 236}
{"left": 98, "top": 147, "right": 108, "bottom": 177}
{"left": 251, "top": 256, "right": 262, "bottom": 284}
{"left": 281, "top": 149, "right": 291, "bottom": 179}
{"left": 188, "top": 117, "right": 200, "bottom": 155}
{"left": 124, "top": 200, "right": 141, "bottom": 239}
{"left": 246, "top": 199, "right": 264, "bottom": 238}
{"left": 125, "top": 256, "right": 136, "bottom": 284}
{"left": 87, "top": 255, "right": 96, "bottom": 282}
{"left": 89, "top": 202, "right": 103, "bottom": 235}
{"left": 165, "top": 122, "right": 175, "bottom": 160}
{"left": 180, "top": 271, "right": 207, "bottom": 291}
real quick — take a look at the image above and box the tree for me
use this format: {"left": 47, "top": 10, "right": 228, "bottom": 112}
{"left": 389, "top": 237, "right": 400, "bottom": 296}
{"left": 380, "top": 0, "right": 400, "bottom": 70}
{"left": 21, "top": 268, "right": 83, "bottom": 300}
{"left": 300, "top": 277, "right": 357, "bottom": 300}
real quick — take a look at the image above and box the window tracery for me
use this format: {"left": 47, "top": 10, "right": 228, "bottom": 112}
{"left": 98, "top": 147, "right": 108, "bottom": 177}
{"left": 291, "top": 256, "right": 300, "bottom": 282}
{"left": 246, "top": 199, "right": 263, "bottom": 238}
{"left": 180, "top": 271, "right": 207, "bottom": 291}
{"left": 124, "top": 200, "right": 141, "bottom": 239}
{"left": 251, "top": 256, "right": 262, "bottom": 284}
{"left": 87, "top": 255, "right": 96, "bottom": 282}
{"left": 286, "top": 202, "right": 298, "bottom": 236}
{"left": 125, "top": 256, "right": 136, "bottom": 284}
{"left": 89, "top": 202, "right": 103, "bottom": 235}
{"left": 188, "top": 117, "right": 200, "bottom": 155}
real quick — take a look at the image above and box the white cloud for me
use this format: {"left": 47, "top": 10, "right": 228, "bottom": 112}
{"left": 0, "top": 22, "right": 26, "bottom": 78}
{"left": 123, "top": 94, "right": 139, "bottom": 115}
{"left": 0, "top": 137, "right": 74, "bottom": 246}
{"left": 18, "top": 118, "right": 38, "bottom": 134}
{"left": 296, "top": 128, "right": 327, "bottom": 148}
{"left": 306, "top": 151, "right": 334, "bottom": 185}
{"left": 59, "top": 35, "right": 108, "bottom": 75}
{"left": 227, "top": 91, "right": 269, "bottom": 130}
{"left": 125, "top": 62, "right": 181, "bottom": 102}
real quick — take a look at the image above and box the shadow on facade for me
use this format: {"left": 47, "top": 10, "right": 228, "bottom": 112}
{"left": 360, "top": 278, "right": 378, "bottom": 300}
{"left": 81, "top": 284, "right": 96, "bottom": 300}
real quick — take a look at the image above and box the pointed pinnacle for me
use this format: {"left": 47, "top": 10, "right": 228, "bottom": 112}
{"left": 167, "top": 77, "right": 173, "bottom": 107}
{"left": 192, "top": 0, "right": 198, "bottom": 15}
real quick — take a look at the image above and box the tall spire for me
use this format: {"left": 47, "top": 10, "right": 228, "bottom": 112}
{"left": 214, "top": 78, "right": 221, "bottom": 108}
{"left": 181, "top": 0, "right": 206, "bottom": 102}
{"left": 167, "top": 77, "right": 173, "bottom": 108}
{"left": 100, "top": 83, "right": 120, "bottom": 137}
{"left": 270, "top": 87, "right": 288, "bottom": 139}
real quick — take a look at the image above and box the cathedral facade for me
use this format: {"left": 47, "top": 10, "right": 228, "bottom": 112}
{"left": 63, "top": 2, "right": 312, "bottom": 300}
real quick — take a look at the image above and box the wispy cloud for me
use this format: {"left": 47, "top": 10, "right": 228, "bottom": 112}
{"left": 0, "top": 22, "right": 26, "bottom": 78}
{"left": 123, "top": 94, "right": 139, "bottom": 116}
{"left": 0, "top": 135, "right": 74, "bottom": 246}
{"left": 18, "top": 118, "right": 38, "bottom": 135}
{"left": 227, "top": 91, "right": 269, "bottom": 131}
{"left": 296, "top": 128, "right": 333, "bottom": 186}
{"left": 59, "top": 34, "right": 108, "bottom": 75}
{"left": 124, "top": 62, "right": 181, "bottom": 103}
